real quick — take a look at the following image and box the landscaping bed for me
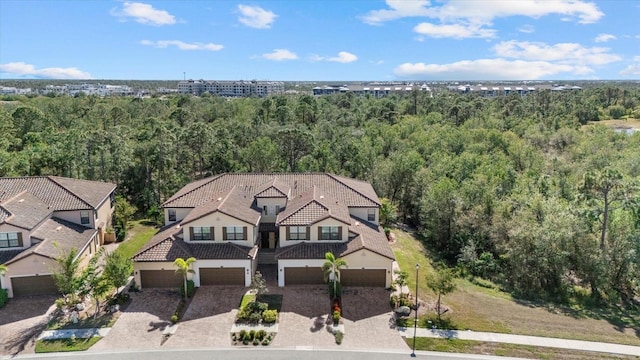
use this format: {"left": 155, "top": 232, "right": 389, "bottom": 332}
{"left": 35, "top": 337, "right": 102, "bottom": 353}
{"left": 233, "top": 292, "right": 282, "bottom": 346}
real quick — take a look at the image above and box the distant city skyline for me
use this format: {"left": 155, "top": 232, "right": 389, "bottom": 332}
{"left": 1, "top": 1, "right": 639, "bottom": 81}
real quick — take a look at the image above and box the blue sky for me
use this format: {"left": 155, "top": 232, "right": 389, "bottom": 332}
{"left": 1, "top": 0, "right": 639, "bottom": 81}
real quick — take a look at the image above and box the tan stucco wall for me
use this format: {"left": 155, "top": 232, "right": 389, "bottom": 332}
{"left": 194, "top": 259, "right": 252, "bottom": 286}
{"left": 277, "top": 259, "right": 325, "bottom": 287}
{"left": 0, "top": 223, "right": 31, "bottom": 249}
{"left": 133, "top": 262, "right": 176, "bottom": 288}
{"left": 183, "top": 212, "right": 257, "bottom": 247}
{"left": 256, "top": 198, "right": 287, "bottom": 223}
{"left": 3, "top": 254, "right": 57, "bottom": 298}
{"left": 95, "top": 199, "right": 114, "bottom": 229}
{"left": 279, "top": 217, "right": 350, "bottom": 247}
{"left": 342, "top": 250, "right": 393, "bottom": 287}
{"left": 164, "top": 208, "right": 192, "bottom": 226}
{"left": 53, "top": 210, "right": 94, "bottom": 229}
{"left": 349, "top": 207, "right": 378, "bottom": 225}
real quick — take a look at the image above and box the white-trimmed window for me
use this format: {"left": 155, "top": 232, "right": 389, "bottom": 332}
{"left": 80, "top": 211, "right": 90, "bottom": 225}
{"left": 367, "top": 208, "right": 376, "bottom": 222}
{"left": 319, "top": 226, "right": 341, "bottom": 241}
{"left": 263, "top": 205, "right": 268, "bottom": 215}
{"left": 168, "top": 209, "right": 177, "bottom": 222}
{"left": 192, "top": 227, "right": 213, "bottom": 241}
{"left": 224, "top": 226, "right": 246, "bottom": 241}
{"left": 0, "top": 232, "right": 21, "bottom": 248}
{"left": 288, "top": 226, "right": 308, "bottom": 240}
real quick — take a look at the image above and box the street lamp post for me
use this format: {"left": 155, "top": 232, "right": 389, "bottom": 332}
{"left": 411, "top": 263, "right": 420, "bottom": 357}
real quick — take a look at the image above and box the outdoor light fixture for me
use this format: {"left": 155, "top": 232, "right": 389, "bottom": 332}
{"left": 411, "top": 263, "right": 420, "bottom": 357}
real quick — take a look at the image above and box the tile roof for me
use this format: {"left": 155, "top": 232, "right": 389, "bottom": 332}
{"left": 180, "top": 187, "right": 261, "bottom": 226}
{"left": 5, "top": 218, "right": 98, "bottom": 265}
{"left": 254, "top": 177, "right": 290, "bottom": 198}
{"left": 0, "top": 205, "right": 11, "bottom": 223}
{"left": 1, "top": 191, "right": 53, "bottom": 230}
{"left": 0, "top": 249, "right": 22, "bottom": 265}
{"left": 276, "top": 187, "right": 351, "bottom": 226}
{"left": 132, "top": 224, "right": 257, "bottom": 262}
{"left": 275, "top": 216, "right": 395, "bottom": 261}
{"left": 164, "top": 173, "right": 379, "bottom": 208}
{"left": 0, "top": 176, "right": 115, "bottom": 211}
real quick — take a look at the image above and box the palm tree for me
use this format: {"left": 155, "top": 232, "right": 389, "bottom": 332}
{"left": 323, "top": 252, "right": 347, "bottom": 298}
{"left": 174, "top": 257, "right": 196, "bottom": 298}
{"left": 0, "top": 264, "right": 7, "bottom": 276}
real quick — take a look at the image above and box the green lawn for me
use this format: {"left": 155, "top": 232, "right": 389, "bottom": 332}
{"left": 35, "top": 337, "right": 102, "bottom": 353}
{"left": 406, "top": 338, "right": 633, "bottom": 360}
{"left": 391, "top": 228, "right": 640, "bottom": 345}
{"left": 114, "top": 220, "right": 158, "bottom": 259}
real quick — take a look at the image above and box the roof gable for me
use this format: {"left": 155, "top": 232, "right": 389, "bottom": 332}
{"left": 254, "top": 177, "right": 290, "bottom": 198}
{"left": 180, "top": 187, "right": 260, "bottom": 226}
{"left": 277, "top": 186, "right": 351, "bottom": 226}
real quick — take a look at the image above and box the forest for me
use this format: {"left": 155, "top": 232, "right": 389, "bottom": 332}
{"left": 0, "top": 86, "right": 638, "bottom": 307}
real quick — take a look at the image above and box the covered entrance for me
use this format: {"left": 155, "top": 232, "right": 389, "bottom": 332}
{"left": 259, "top": 223, "right": 279, "bottom": 249}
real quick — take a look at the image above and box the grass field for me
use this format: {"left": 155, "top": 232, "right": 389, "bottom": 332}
{"left": 391, "top": 228, "right": 640, "bottom": 346}
{"left": 35, "top": 337, "right": 101, "bottom": 353}
{"left": 114, "top": 220, "right": 158, "bottom": 259}
{"left": 406, "top": 338, "right": 637, "bottom": 359}
{"left": 587, "top": 118, "right": 640, "bottom": 130}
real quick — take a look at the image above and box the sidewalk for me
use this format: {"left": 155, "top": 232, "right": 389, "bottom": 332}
{"left": 38, "top": 328, "right": 111, "bottom": 340}
{"left": 398, "top": 327, "right": 640, "bottom": 356}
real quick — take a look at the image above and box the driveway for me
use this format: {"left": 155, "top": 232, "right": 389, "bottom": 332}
{"left": 89, "top": 289, "right": 181, "bottom": 352}
{"left": 0, "top": 295, "right": 57, "bottom": 356}
{"left": 163, "top": 286, "right": 246, "bottom": 348}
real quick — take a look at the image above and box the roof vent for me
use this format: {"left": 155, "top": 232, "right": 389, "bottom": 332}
{"left": 217, "top": 197, "right": 222, "bottom": 201}
{"left": 18, "top": 199, "right": 25, "bottom": 203}
{"left": 55, "top": 226, "right": 62, "bottom": 231}
{"left": 319, "top": 195, "right": 324, "bottom": 199}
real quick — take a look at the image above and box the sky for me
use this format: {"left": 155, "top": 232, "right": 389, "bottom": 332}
{"left": 1, "top": 0, "right": 639, "bottom": 81}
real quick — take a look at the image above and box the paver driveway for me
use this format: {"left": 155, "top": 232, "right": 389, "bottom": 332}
{"left": 164, "top": 286, "right": 246, "bottom": 348}
{"left": 89, "top": 289, "right": 181, "bottom": 351}
{"left": 0, "top": 295, "right": 57, "bottom": 356}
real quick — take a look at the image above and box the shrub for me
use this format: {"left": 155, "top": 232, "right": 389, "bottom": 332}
{"left": 178, "top": 279, "right": 195, "bottom": 298}
{"left": 243, "top": 331, "right": 252, "bottom": 342}
{"left": 238, "top": 330, "right": 247, "bottom": 340}
{"left": 262, "top": 339, "right": 270, "bottom": 346}
{"left": 262, "top": 309, "right": 278, "bottom": 323}
{"left": 335, "top": 330, "right": 344, "bottom": 345}
{"left": 249, "top": 330, "right": 256, "bottom": 339}
{"left": 253, "top": 338, "right": 260, "bottom": 346}
{"left": 170, "top": 314, "right": 178, "bottom": 324}
{"left": 0, "top": 289, "right": 8, "bottom": 309}
{"left": 248, "top": 312, "right": 263, "bottom": 324}
{"left": 256, "top": 329, "right": 267, "bottom": 340}
{"left": 332, "top": 310, "right": 340, "bottom": 324}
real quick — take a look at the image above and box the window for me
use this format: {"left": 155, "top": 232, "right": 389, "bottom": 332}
{"left": 320, "top": 226, "right": 341, "bottom": 240}
{"left": 367, "top": 208, "right": 376, "bottom": 222}
{"left": 275, "top": 205, "right": 281, "bottom": 215}
{"left": 192, "top": 227, "right": 213, "bottom": 241}
{"left": 80, "top": 211, "right": 90, "bottom": 225}
{"left": 263, "top": 205, "right": 268, "bottom": 215}
{"left": 288, "top": 226, "right": 308, "bottom": 240}
{"left": 168, "top": 209, "right": 176, "bottom": 222}
{"left": 224, "top": 226, "right": 246, "bottom": 241}
{"left": 0, "top": 232, "right": 21, "bottom": 248}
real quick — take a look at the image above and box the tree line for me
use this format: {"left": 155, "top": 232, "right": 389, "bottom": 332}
{"left": 0, "top": 86, "right": 639, "bottom": 306}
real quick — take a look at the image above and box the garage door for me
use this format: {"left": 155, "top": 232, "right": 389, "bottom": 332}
{"left": 140, "top": 270, "right": 182, "bottom": 288}
{"left": 284, "top": 267, "right": 324, "bottom": 285}
{"left": 199, "top": 268, "right": 245, "bottom": 285}
{"left": 11, "top": 275, "right": 58, "bottom": 297}
{"left": 341, "top": 269, "right": 386, "bottom": 287}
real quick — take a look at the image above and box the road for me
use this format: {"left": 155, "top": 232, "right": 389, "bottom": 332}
{"left": 1, "top": 348, "right": 528, "bottom": 360}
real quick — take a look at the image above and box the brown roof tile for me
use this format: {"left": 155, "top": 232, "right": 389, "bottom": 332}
{"left": 163, "top": 173, "right": 379, "bottom": 208}
{"left": 181, "top": 187, "right": 260, "bottom": 226}
{"left": 277, "top": 187, "right": 351, "bottom": 226}
{"left": 2, "top": 192, "right": 53, "bottom": 230}
{"left": 0, "top": 176, "right": 115, "bottom": 211}
{"left": 6, "top": 218, "right": 98, "bottom": 265}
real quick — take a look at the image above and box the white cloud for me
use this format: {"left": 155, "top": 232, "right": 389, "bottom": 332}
{"left": 111, "top": 2, "right": 176, "bottom": 26}
{"left": 620, "top": 56, "right": 640, "bottom": 75}
{"left": 327, "top": 51, "right": 358, "bottom": 63}
{"left": 394, "top": 59, "right": 576, "bottom": 80}
{"left": 0, "top": 62, "right": 91, "bottom": 79}
{"left": 594, "top": 33, "right": 616, "bottom": 43}
{"left": 414, "top": 22, "right": 496, "bottom": 39}
{"left": 238, "top": 5, "right": 277, "bottom": 29}
{"left": 362, "top": 0, "right": 603, "bottom": 25}
{"left": 140, "top": 40, "right": 223, "bottom": 51}
{"left": 261, "top": 49, "right": 297, "bottom": 61}
{"left": 493, "top": 40, "right": 621, "bottom": 65}
{"left": 518, "top": 24, "right": 535, "bottom": 33}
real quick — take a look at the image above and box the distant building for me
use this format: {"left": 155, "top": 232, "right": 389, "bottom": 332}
{"left": 43, "top": 83, "right": 133, "bottom": 97}
{"left": 312, "top": 83, "right": 431, "bottom": 97}
{"left": 0, "top": 86, "right": 32, "bottom": 95}
{"left": 447, "top": 84, "right": 582, "bottom": 97}
{"left": 177, "top": 80, "right": 285, "bottom": 97}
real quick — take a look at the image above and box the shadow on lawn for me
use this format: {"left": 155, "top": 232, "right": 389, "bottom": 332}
{"left": 514, "top": 298, "right": 640, "bottom": 337}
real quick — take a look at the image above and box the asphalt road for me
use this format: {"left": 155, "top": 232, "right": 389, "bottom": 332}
{"left": 1, "top": 348, "right": 527, "bottom": 360}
